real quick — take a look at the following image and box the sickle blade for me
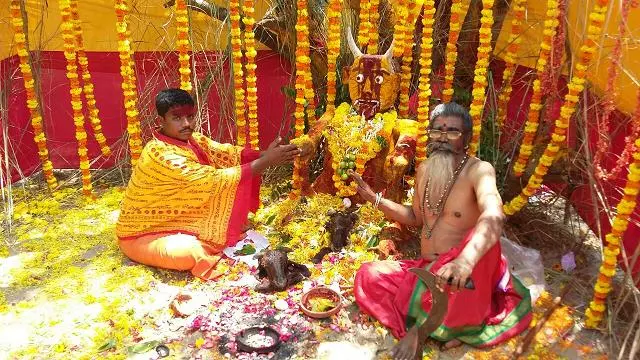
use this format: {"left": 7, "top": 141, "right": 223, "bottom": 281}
{"left": 409, "top": 268, "right": 449, "bottom": 338}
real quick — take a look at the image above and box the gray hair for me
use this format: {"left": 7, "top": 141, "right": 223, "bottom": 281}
{"left": 429, "top": 102, "right": 472, "bottom": 133}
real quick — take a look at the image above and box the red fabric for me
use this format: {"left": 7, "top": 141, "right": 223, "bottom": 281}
{"left": 354, "top": 230, "right": 531, "bottom": 346}
{"left": 226, "top": 148, "right": 262, "bottom": 247}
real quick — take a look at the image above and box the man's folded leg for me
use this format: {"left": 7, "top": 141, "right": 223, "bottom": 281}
{"left": 118, "top": 233, "right": 225, "bottom": 280}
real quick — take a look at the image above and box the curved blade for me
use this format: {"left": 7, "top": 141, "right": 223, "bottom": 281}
{"left": 409, "top": 268, "right": 449, "bottom": 339}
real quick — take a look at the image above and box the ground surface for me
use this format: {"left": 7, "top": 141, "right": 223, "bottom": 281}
{"left": 0, "top": 178, "right": 618, "bottom": 360}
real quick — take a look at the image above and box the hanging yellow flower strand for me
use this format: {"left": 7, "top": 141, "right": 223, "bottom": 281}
{"left": 9, "top": 0, "right": 58, "bottom": 189}
{"left": 496, "top": 0, "right": 526, "bottom": 129}
{"left": 511, "top": 0, "right": 560, "bottom": 176}
{"left": 59, "top": 0, "right": 93, "bottom": 197}
{"left": 115, "top": 0, "right": 143, "bottom": 165}
{"left": 69, "top": 0, "right": 111, "bottom": 157}
{"left": 585, "top": 89, "right": 640, "bottom": 328}
{"left": 503, "top": 0, "right": 610, "bottom": 216}
{"left": 368, "top": 0, "right": 380, "bottom": 54}
{"left": 415, "top": 0, "right": 437, "bottom": 163}
{"left": 467, "top": 0, "right": 495, "bottom": 157}
{"left": 358, "top": 0, "right": 372, "bottom": 49}
{"left": 229, "top": 0, "right": 247, "bottom": 147}
{"left": 392, "top": 0, "right": 408, "bottom": 58}
{"left": 398, "top": 0, "right": 420, "bottom": 118}
{"left": 291, "top": 0, "right": 312, "bottom": 197}
{"left": 176, "top": 0, "right": 192, "bottom": 91}
{"left": 243, "top": 0, "right": 260, "bottom": 150}
{"left": 441, "top": 0, "right": 465, "bottom": 102}
{"left": 325, "top": 0, "right": 341, "bottom": 111}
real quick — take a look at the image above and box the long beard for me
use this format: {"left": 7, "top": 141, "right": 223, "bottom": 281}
{"left": 423, "top": 150, "right": 455, "bottom": 207}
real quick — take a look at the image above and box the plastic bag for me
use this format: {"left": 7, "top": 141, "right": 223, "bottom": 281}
{"left": 500, "top": 236, "right": 546, "bottom": 303}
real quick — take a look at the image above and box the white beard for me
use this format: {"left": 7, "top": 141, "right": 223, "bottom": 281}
{"left": 423, "top": 150, "right": 455, "bottom": 207}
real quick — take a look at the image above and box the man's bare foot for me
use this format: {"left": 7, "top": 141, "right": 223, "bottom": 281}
{"left": 439, "top": 339, "right": 462, "bottom": 351}
{"left": 390, "top": 326, "right": 420, "bottom": 360}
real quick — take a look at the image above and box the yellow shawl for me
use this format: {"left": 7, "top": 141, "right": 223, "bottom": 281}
{"left": 116, "top": 132, "right": 251, "bottom": 249}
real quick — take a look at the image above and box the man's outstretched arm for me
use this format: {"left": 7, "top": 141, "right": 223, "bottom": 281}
{"left": 348, "top": 170, "right": 422, "bottom": 227}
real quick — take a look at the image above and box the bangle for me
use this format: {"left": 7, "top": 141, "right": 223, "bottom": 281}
{"left": 374, "top": 192, "right": 383, "bottom": 209}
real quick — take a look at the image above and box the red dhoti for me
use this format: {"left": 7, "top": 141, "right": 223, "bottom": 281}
{"left": 354, "top": 231, "right": 532, "bottom": 347}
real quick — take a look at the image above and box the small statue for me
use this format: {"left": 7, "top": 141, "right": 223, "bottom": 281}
{"left": 294, "top": 29, "right": 417, "bottom": 203}
{"left": 255, "top": 248, "right": 310, "bottom": 292}
{"left": 312, "top": 209, "right": 359, "bottom": 263}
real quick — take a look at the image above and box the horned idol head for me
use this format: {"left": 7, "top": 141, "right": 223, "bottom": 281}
{"left": 343, "top": 27, "right": 400, "bottom": 120}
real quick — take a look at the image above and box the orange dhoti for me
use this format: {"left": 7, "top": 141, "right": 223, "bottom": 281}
{"left": 116, "top": 131, "right": 261, "bottom": 280}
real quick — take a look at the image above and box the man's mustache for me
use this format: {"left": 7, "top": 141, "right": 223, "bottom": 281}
{"left": 180, "top": 128, "right": 193, "bottom": 133}
{"left": 427, "top": 142, "right": 454, "bottom": 152}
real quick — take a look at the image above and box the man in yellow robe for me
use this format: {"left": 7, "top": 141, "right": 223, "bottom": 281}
{"left": 116, "top": 89, "right": 299, "bottom": 279}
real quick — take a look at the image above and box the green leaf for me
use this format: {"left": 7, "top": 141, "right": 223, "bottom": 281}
{"left": 97, "top": 338, "right": 116, "bottom": 353}
{"left": 280, "top": 86, "right": 296, "bottom": 98}
{"left": 127, "top": 340, "right": 162, "bottom": 354}
{"left": 366, "top": 235, "right": 380, "bottom": 248}
{"left": 234, "top": 243, "right": 256, "bottom": 256}
{"left": 265, "top": 213, "right": 277, "bottom": 225}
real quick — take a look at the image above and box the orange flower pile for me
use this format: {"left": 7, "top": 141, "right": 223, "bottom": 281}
{"left": 10, "top": 0, "right": 57, "bottom": 189}
{"left": 511, "top": 0, "right": 560, "bottom": 177}
{"left": 504, "top": 0, "right": 610, "bottom": 215}
{"left": 115, "top": 0, "right": 143, "bottom": 165}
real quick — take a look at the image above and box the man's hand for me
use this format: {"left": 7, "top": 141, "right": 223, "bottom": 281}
{"left": 347, "top": 170, "right": 376, "bottom": 203}
{"left": 252, "top": 137, "right": 301, "bottom": 174}
{"left": 435, "top": 259, "right": 473, "bottom": 292}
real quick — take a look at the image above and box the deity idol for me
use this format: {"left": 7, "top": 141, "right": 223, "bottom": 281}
{"left": 294, "top": 30, "right": 418, "bottom": 202}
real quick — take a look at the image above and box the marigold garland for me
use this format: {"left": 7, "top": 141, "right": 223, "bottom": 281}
{"left": 441, "top": 0, "right": 465, "bottom": 102}
{"left": 511, "top": 0, "right": 560, "bottom": 177}
{"left": 292, "top": 0, "right": 313, "bottom": 197}
{"left": 397, "top": 0, "right": 419, "bottom": 118}
{"left": 368, "top": 0, "right": 380, "bottom": 54}
{"left": 467, "top": 0, "right": 495, "bottom": 157}
{"left": 9, "top": 0, "right": 57, "bottom": 189}
{"left": 326, "top": 103, "right": 395, "bottom": 198}
{"left": 593, "top": 0, "right": 636, "bottom": 181}
{"left": 392, "top": 0, "right": 408, "bottom": 58}
{"left": 175, "top": 0, "right": 192, "bottom": 92}
{"left": 115, "top": 0, "right": 143, "bottom": 165}
{"left": 415, "top": 0, "right": 437, "bottom": 163}
{"left": 325, "top": 0, "right": 341, "bottom": 111}
{"left": 60, "top": 0, "right": 92, "bottom": 197}
{"left": 503, "top": 0, "right": 610, "bottom": 216}
{"left": 496, "top": 0, "right": 526, "bottom": 129}
{"left": 68, "top": 0, "right": 111, "bottom": 158}
{"left": 242, "top": 0, "right": 260, "bottom": 150}
{"left": 229, "top": 0, "right": 247, "bottom": 147}
{"left": 358, "top": 0, "right": 372, "bottom": 49}
{"left": 585, "top": 91, "right": 640, "bottom": 328}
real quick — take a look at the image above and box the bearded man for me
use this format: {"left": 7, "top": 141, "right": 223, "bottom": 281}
{"left": 350, "top": 103, "right": 532, "bottom": 358}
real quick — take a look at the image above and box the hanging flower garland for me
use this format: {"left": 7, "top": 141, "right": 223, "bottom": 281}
{"left": 175, "top": 0, "right": 192, "bottom": 91}
{"left": 358, "top": 0, "right": 372, "bottom": 49}
{"left": 69, "top": 0, "right": 111, "bottom": 158}
{"left": 503, "top": 0, "right": 610, "bottom": 216}
{"left": 511, "top": 0, "right": 560, "bottom": 177}
{"left": 291, "top": 0, "right": 312, "bottom": 197}
{"left": 115, "top": 0, "right": 143, "bottom": 165}
{"left": 415, "top": 0, "right": 436, "bottom": 163}
{"left": 242, "top": 0, "right": 260, "bottom": 150}
{"left": 496, "top": 0, "right": 526, "bottom": 129}
{"left": 60, "top": 0, "right": 93, "bottom": 197}
{"left": 467, "top": 0, "right": 495, "bottom": 157}
{"left": 392, "top": 0, "right": 408, "bottom": 58}
{"left": 325, "top": 0, "right": 341, "bottom": 111}
{"left": 368, "top": 0, "right": 380, "bottom": 54}
{"left": 398, "top": 0, "right": 418, "bottom": 118}
{"left": 593, "top": 0, "right": 636, "bottom": 181}
{"left": 585, "top": 90, "right": 640, "bottom": 328}
{"left": 326, "top": 104, "right": 396, "bottom": 198}
{"left": 441, "top": 0, "right": 464, "bottom": 102}
{"left": 9, "top": 0, "right": 57, "bottom": 189}
{"left": 229, "top": 0, "right": 247, "bottom": 147}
